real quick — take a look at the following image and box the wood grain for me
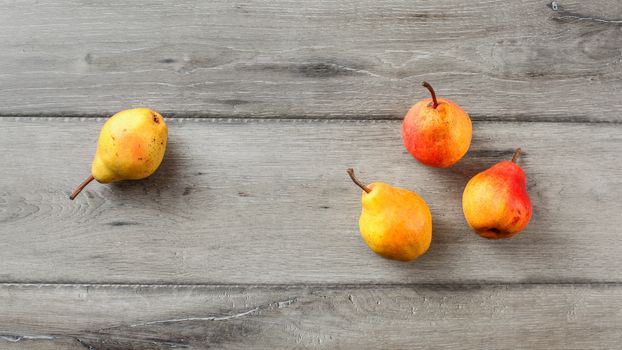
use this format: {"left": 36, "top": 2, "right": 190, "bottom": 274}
{"left": 0, "top": 0, "right": 621, "bottom": 121}
{"left": 0, "top": 118, "right": 620, "bottom": 284}
{"left": 1, "top": 283, "right": 621, "bottom": 349}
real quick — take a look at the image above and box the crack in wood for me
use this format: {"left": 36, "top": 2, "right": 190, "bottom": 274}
{"left": 0, "top": 333, "right": 192, "bottom": 349}
{"left": 0, "top": 334, "right": 97, "bottom": 350}
{"left": 75, "top": 335, "right": 190, "bottom": 349}
{"left": 74, "top": 337, "right": 97, "bottom": 350}
{"left": 127, "top": 297, "right": 297, "bottom": 328}
{"left": 129, "top": 307, "right": 260, "bottom": 327}
{"left": 0, "top": 334, "right": 56, "bottom": 342}
{"left": 2, "top": 297, "right": 299, "bottom": 349}
{"left": 549, "top": 1, "right": 622, "bottom": 24}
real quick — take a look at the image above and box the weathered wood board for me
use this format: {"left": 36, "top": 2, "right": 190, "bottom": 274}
{"left": 0, "top": 0, "right": 620, "bottom": 121}
{"left": 1, "top": 284, "right": 621, "bottom": 349}
{"left": 1, "top": 118, "right": 620, "bottom": 284}
{"left": 1, "top": 0, "right": 622, "bottom": 348}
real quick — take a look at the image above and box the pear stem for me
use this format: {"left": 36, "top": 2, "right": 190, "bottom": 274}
{"left": 422, "top": 81, "right": 439, "bottom": 108}
{"left": 511, "top": 148, "right": 522, "bottom": 163}
{"left": 347, "top": 168, "right": 371, "bottom": 194}
{"left": 70, "top": 175, "right": 94, "bottom": 200}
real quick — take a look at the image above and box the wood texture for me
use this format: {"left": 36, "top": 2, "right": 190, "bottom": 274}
{"left": 2, "top": 2, "right": 621, "bottom": 346}
{"left": 1, "top": 283, "right": 621, "bottom": 349}
{"left": 1, "top": 0, "right": 621, "bottom": 121}
{"left": 1, "top": 118, "right": 620, "bottom": 284}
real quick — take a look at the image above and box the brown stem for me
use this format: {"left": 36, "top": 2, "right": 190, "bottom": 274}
{"left": 347, "top": 168, "right": 371, "bottom": 193}
{"left": 422, "top": 81, "right": 438, "bottom": 108}
{"left": 70, "top": 175, "right": 94, "bottom": 200}
{"left": 511, "top": 148, "right": 522, "bottom": 163}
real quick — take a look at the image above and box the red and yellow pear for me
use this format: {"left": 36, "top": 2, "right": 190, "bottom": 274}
{"left": 69, "top": 108, "right": 168, "bottom": 200}
{"left": 462, "top": 148, "right": 532, "bottom": 239}
{"left": 402, "top": 82, "right": 472, "bottom": 168}
{"left": 347, "top": 168, "right": 432, "bottom": 261}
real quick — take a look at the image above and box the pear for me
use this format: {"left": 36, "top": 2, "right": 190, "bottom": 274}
{"left": 402, "top": 82, "right": 472, "bottom": 168}
{"left": 462, "top": 148, "right": 532, "bottom": 239}
{"left": 69, "top": 108, "right": 168, "bottom": 200}
{"left": 347, "top": 168, "right": 432, "bottom": 261}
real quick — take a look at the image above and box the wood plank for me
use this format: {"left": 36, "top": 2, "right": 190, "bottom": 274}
{"left": 0, "top": 118, "right": 621, "bottom": 284}
{"left": 1, "top": 283, "right": 621, "bottom": 349}
{"left": 0, "top": 0, "right": 620, "bottom": 121}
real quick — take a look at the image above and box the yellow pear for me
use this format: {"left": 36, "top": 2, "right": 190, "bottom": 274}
{"left": 347, "top": 168, "right": 432, "bottom": 261}
{"left": 69, "top": 108, "right": 168, "bottom": 200}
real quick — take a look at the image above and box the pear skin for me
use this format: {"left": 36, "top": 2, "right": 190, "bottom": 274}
{"left": 348, "top": 169, "right": 432, "bottom": 261}
{"left": 462, "top": 149, "right": 532, "bottom": 239}
{"left": 402, "top": 82, "right": 472, "bottom": 168}
{"left": 70, "top": 108, "right": 168, "bottom": 200}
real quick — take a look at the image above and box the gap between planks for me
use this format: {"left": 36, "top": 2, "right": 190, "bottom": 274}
{"left": 2, "top": 282, "right": 622, "bottom": 289}
{"left": 0, "top": 113, "right": 621, "bottom": 124}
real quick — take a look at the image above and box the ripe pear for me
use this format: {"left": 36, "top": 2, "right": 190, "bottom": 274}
{"left": 402, "top": 82, "right": 472, "bottom": 168}
{"left": 69, "top": 108, "right": 168, "bottom": 200}
{"left": 347, "top": 168, "right": 432, "bottom": 261}
{"left": 462, "top": 149, "right": 532, "bottom": 239}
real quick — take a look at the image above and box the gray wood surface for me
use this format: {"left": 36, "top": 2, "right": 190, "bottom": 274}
{"left": 1, "top": 0, "right": 622, "bottom": 348}
{"left": 1, "top": 283, "right": 621, "bottom": 349}
{"left": 1, "top": 118, "right": 620, "bottom": 284}
{"left": 0, "top": 0, "right": 620, "bottom": 121}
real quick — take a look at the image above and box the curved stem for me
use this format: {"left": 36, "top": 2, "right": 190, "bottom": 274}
{"left": 511, "top": 148, "right": 522, "bottom": 163}
{"left": 347, "top": 168, "right": 371, "bottom": 193}
{"left": 70, "top": 175, "right": 94, "bottom": 200}
{"left": 422, "top": 81, "right": 438, "bottom": 108}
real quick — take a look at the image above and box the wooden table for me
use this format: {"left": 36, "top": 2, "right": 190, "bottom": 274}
{"left": 1, "top": 1, "right": 621, "bottom": 348}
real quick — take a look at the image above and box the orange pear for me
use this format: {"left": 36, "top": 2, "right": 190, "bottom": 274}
{"left": 402, "top": 82, "right": 472, "bottom": 168}
{"left": 347, "top": 168, "right": 432, "bottom": 261}
{"left": 462, "top": 149, "right": 532, "bottom": 239}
